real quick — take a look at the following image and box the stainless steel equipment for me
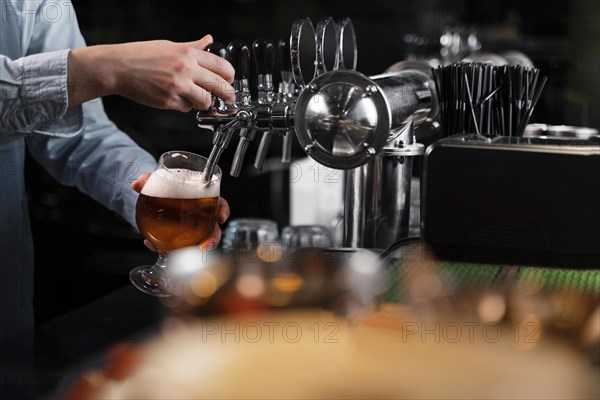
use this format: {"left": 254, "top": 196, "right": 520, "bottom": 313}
{"left": 197, "top": 17, "right": 439, "bottom": 249}
{"left": 343, "top": 125, "right": 424, "bottom": 248}
{"left": 293, "top": 66, "right": 435, "bottom": 248}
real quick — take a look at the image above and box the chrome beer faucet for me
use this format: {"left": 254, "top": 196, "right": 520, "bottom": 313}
{"left": 277, "top": 38, "right": 296, "bottom": 164}
{"left": 251, "top": 38, "right": 277, "bottom": 172}
{"left": 198, "top": 38, "right": 296, "bottom": 181}
{"left": 200, "top": 40, "right": 251, "bottom": 182}
{"left": 229, "top": 39, "right": 257, "bottom": 177}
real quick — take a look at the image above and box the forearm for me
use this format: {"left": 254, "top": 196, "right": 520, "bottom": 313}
{"left": 66, "top": 38, "right": 235, "bottom": 112}
{"left": 67, "top": 46, "right": 119, "bottom": 107}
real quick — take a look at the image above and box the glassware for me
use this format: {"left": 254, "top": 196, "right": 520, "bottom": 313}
{"left": 221, "top": 218, "right": 279, "bottom": 252}
{"left": 280, "top": 225, "right": 336, "bottom": 252}
{"left": 129, "top": 151, "right": 221, "bottom": 297}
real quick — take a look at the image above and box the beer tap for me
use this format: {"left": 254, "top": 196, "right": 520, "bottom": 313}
{"left": 278, "top": 38, "right": 296, "bottom": 163}
{"left": 202, "top": 112, "right": 249, "bottom": 182}
{"left": 227, "top": 39, "right": 252, "bottom": 107}
{"left": 228, "top": 40, "right": 257, "bottom": 177}
{"left": 196, "top": 55, "right": 294, "bottom": 179}
{"left": 197, "top": 16, "right": 437, "bottom": 175}
{"left": 254, "top": 38, "right": 276, "bottom": 104}
{"left": 197, "top": 40, "right": 252, "bottom": 182}
{"left": 206, "top": 42, "right": 229, "bottom": 113}
{"left": 252, "top": 39, "right": 277, "bottom": 171}
{"left": 278, "top": 38, "right": 296, "bottom": 101}
{"left": 202, "top": 40, "right": 252, "bottom": 182}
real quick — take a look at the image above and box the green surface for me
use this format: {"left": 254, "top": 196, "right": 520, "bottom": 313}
{"left": 382, "top": 260, "right": 600, "bottom": 303}
{"left": 382, "top": 261, "right": 501, "bottom": 303}
{"left": 516, "top": 267, "right": 600, "bottom": 295}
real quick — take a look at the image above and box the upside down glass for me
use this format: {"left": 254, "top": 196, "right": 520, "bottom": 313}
{"left": 129, "top": 151, "right": 222, "bottom": 297}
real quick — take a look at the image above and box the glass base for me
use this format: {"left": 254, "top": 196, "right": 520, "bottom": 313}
{"left": 129, "top": 265, "right": 172, "bottom": 297}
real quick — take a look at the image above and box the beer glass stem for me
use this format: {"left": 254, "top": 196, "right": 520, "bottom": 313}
{"left": 130, "top": 252, "right": 172, "bottom": 297}
{"left": 150, "top": 253, "right": 169, "bottom": 277}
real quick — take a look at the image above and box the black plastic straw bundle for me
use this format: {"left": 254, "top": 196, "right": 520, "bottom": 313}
{"left": 433, "top": 63, "right": 547, "bottom": 137}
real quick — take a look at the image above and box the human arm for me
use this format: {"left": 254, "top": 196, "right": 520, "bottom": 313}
{"left": 0, "top": 1, "right": 234, "bottom": 142}
{"left": 0, "top": 51, "right": 84, "bottom": 140}
{"left": 66, "top": 35, "right": 235, "bottom": 112}
{"left": 26, "top": 99, "right": 157, "bottom": 228}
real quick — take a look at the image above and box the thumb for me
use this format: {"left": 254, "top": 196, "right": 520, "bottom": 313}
{"left": 185, "top": 34, "right": 213, "bottom": 51}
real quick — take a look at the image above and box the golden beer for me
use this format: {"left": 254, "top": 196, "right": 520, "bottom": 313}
{"left": 136, "top": 166, "right": 220, "bottom": 253}
{"left": 136, "top": 195, "right": 219, "bottom": 253}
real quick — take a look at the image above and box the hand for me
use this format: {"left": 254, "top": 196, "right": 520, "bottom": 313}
{"left": 68, "top": 34, "right": 235, "bottom": 112}
{"left": 132, "top": 173, "right": 230, "bottom": 251}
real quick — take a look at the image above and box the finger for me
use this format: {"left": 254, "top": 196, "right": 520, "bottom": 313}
{"left": 183, "top": 84, "right": 213, "bottom": 111}
{"left": 131, "top": 172, "right": 152, "bottom": 193}
{"left": 217, "top": 197, "right": 230, "bottom": 224}
{"left": 144, "top": 240, "right": 158, "bottom": 252}
{"left": 191, "top": 68, "right": 235, "bottom": 105}
{"left": 200, "top": 224, "right": 222, "bottom": 250}
{"left": 195, "top": 50, "right": 235, "bottom": 85}
{"left": 185, "top": 34, "right": 213, "bottom": 51}
{"left": 166, "top": 95, "right": 194, "bottom": 113}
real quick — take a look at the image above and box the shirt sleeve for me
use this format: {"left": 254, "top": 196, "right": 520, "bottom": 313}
{"left": 0, "top": 0, "right": 84, "bottom": 141}
{"left": 0, "top": 51, "right": 84, "bottom": 140}
{"left": 26, "top": 99, "right": 157, "bottom": 229}
{"left": 21, "top": 0, "right": 157, "bottom": 228}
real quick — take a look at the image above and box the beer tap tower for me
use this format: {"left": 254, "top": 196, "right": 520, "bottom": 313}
{"left": 197, "top": 17, "right": 440, "bottom": 250}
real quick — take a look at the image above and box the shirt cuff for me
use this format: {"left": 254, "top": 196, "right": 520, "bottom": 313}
{"left": 18, "top": 49, "right": 83, "bottom": 137}
{"left": 121, "top": 182, "right": 142, "bottom": 230}
{"left": 118, "top": 160, "right": 157, "bottom": 230}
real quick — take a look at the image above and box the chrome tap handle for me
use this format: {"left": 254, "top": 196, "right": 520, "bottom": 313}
{"left": 207, "top": 41, "right": 228, "bottom": 59}
{"left": 254, "top": 131, "right": 274, "bottom": 171}
{"left": 281, "top": 131, "right": 293, "bottom": 163}
{"left": 252, "top": 38, "right": 275, "bottom": 104}
{"left": 230, "top": 127, "right": 257, "bottom": 177}
{"left": 225, "top": 40, "right": 255, "bottom": 177}
{"left": 250, "top": 39, "right": 277, "bottom": 172}
{"left": 278, "top": 37, "right": 292, "bottom": 77}
{"left": 277, "top": 38, "right": 295, "bottom": 97}
{"left": 252, "top": 38, "right": 275, "bottom": 75}
{"left": 276, "top": 38, "right": 296, "bottom": 163}
{"left": 206, "top": 42, "right": 229, "bottom": 112}
{"left": 226, "top": 39, "right": 251, "bottom": 106}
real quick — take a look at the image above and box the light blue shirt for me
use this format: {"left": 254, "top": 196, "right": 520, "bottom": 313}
{"left": 0, "top": 0, "right": 157, "bottom": 340}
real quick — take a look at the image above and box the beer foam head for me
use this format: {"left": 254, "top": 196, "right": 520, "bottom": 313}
{"left": 141, "top": 168, "right": 220, "bottom": 199}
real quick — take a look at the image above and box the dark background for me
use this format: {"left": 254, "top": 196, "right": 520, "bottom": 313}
{"left": 27, "top": 0, "right": 600, "bottom": 323}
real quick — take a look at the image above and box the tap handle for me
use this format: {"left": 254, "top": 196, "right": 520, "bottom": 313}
{"left": 230, "top": 128, "right": 256, "bottom": 177}
{"left": 278, "top": 38, "right": 292, "bottom": 72}
{"left": 206, "top": 41, "right": 227, "bottom": 59}
{"left": 252, "top": 38, "right": 275, "bottom": 75}
{"left": 226, "top": 39, "right": 251, "bottom": 81}
{"left": 206, "top": 42, "right": 228, "bottom": 111}
{"left": 281, "top": 130, "right": 293, "bottom": 163}
{"left": 254, "top": 132, "right": 274, "bottom": 171}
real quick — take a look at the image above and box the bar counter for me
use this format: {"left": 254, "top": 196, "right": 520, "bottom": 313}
{"left": 2, "top": 251, "right": 599, "bottom": 399}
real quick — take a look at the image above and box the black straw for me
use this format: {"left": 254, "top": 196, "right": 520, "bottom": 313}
{"left": 433, "top": 62, "right": 547, "bottom": 137}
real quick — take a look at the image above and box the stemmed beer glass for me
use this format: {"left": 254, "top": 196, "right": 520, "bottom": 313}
{"left": 130, "top": 151, "right": 222, "bottom": 297}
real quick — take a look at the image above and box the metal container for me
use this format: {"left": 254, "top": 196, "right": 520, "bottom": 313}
{"left": 343, "top": 125, "right": 424, "bottom": 249}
